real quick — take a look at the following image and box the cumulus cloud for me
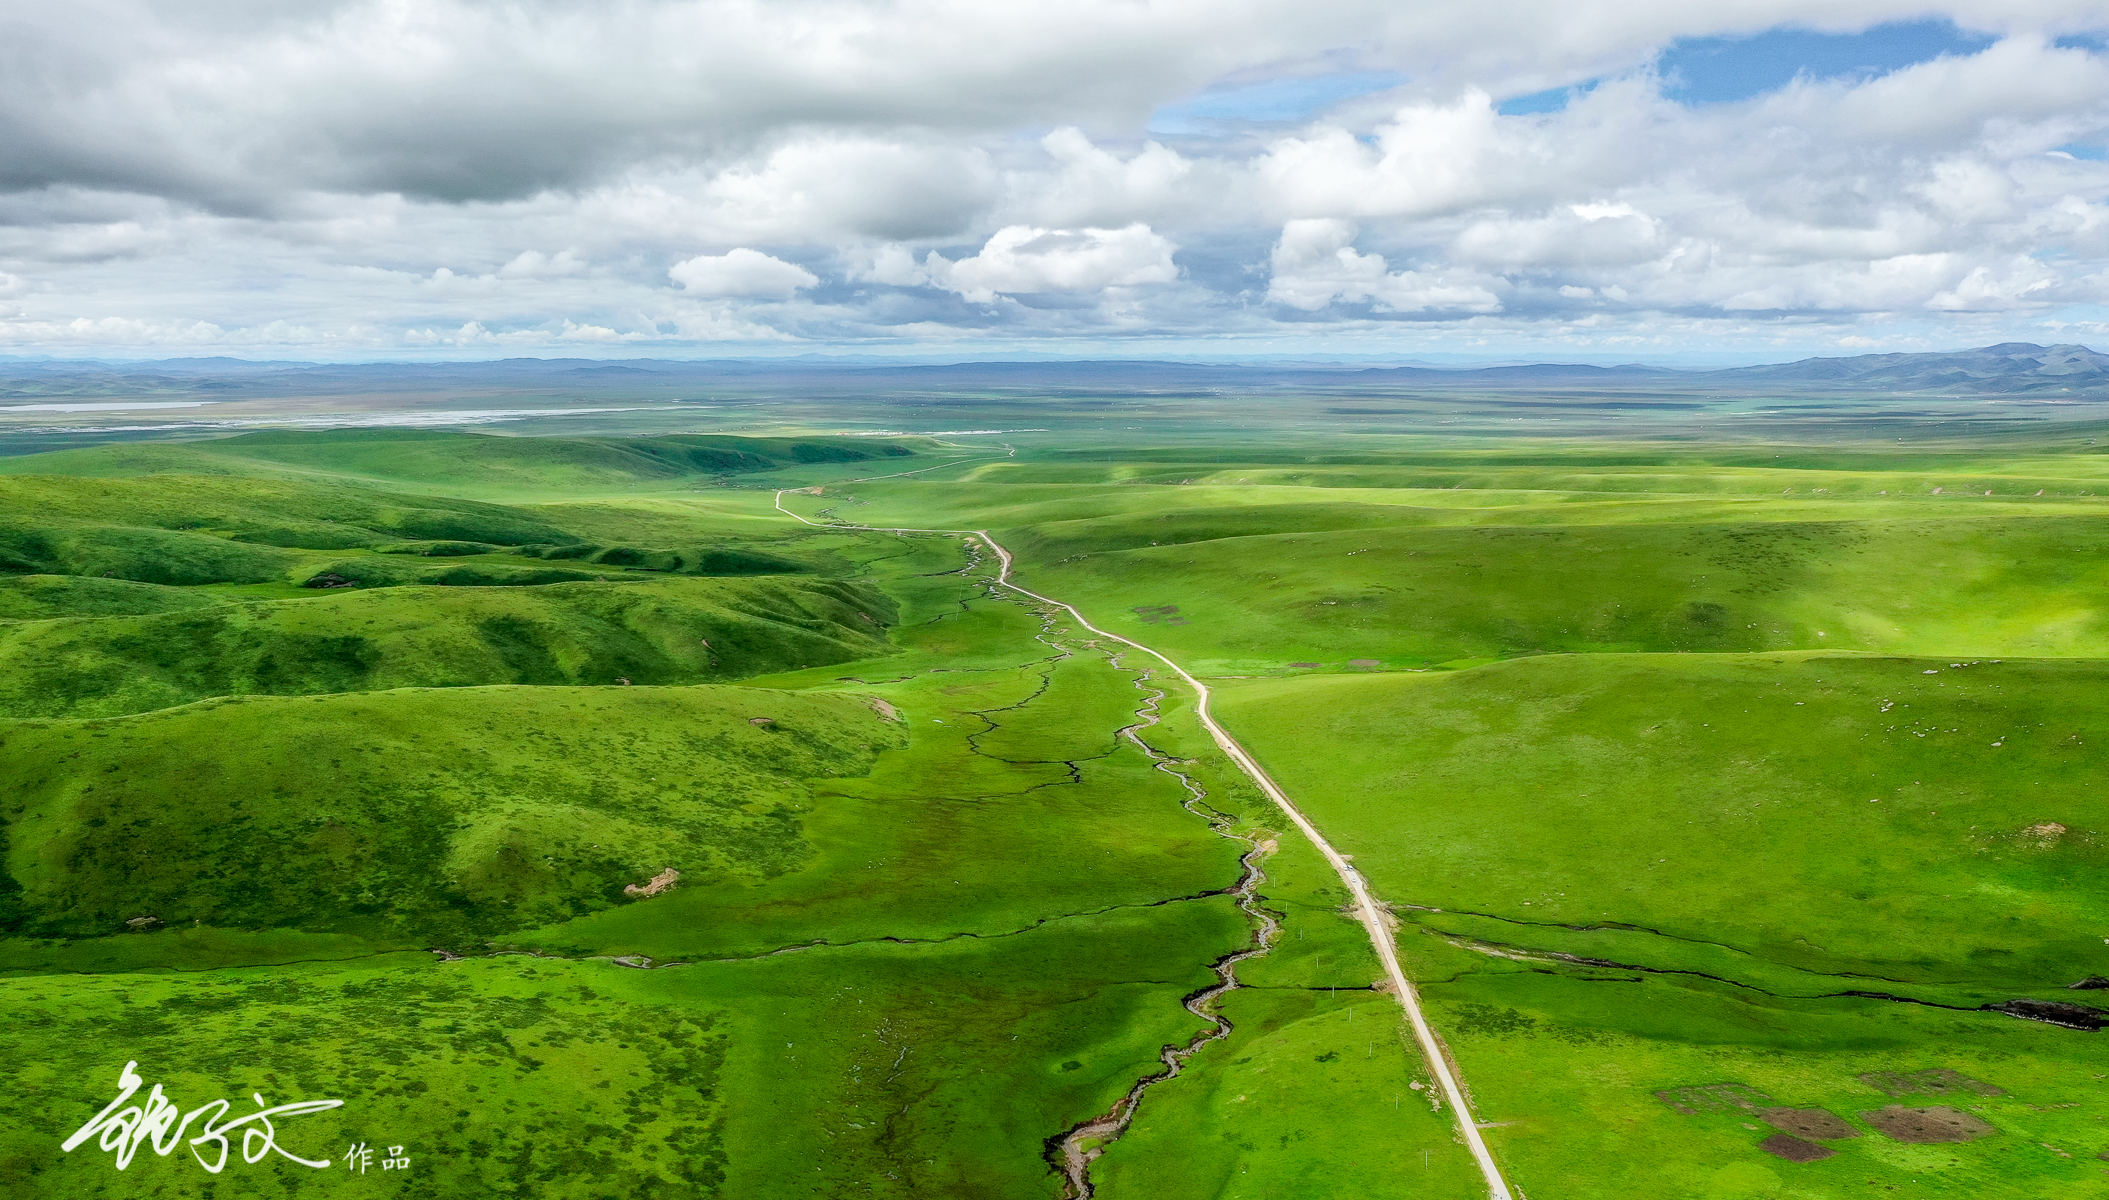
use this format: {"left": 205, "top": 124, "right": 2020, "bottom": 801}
{"left": 1268, "top": 219, "right": 1503, "bottom": 312}
{"left": 696, "top": 137, "right": 1000, "bottom": 242}
{"left": 8, "top": 4, "right": 2109, "bottom": 354}
{"left": 668, "top": 249, "right": 818, "bottom": 298}
{"left": 498, "top": 250, "right": 588, "bottom": 279}
{"left": 928, "top": 225, "right": 1179, "bottom": 303}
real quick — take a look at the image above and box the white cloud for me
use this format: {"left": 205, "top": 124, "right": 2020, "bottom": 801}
{"left": 1268, "top": 219, "right": 1503, "bottom": 312}
{"left": 930, "top": 224, "right": 1179, "bottom": 303}
{"left": 498, "top": 250, "right": 588, "bottom": 279}
{"left": 848, "top": 244, "right": 932, "bottom": 288}
{"left": 1258, "top": 92, "right": 1510, "bottom": 221}
{"left": 668, "top": 248, "right": 818, "bottom": 298}
{"left": 1017, "top": 128, "right": 1214, "bottom": 229}
{"left": 8, "top": 6, "right": 2109, "bottom": 354}
{"left": 696, "top": 136, "right": 1000, "bottom": 241}
{"left": 1453, "top": 204, "right": 1664, "bottom": 267}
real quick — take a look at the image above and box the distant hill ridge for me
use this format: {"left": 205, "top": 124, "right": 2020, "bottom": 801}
{"left": 1700, "top": 342, "right": 2109, "bottom": 393}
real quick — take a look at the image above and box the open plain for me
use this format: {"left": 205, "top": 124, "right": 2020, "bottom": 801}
{"left": 0, "top": 361, "right": 2106, "bottom": 1198}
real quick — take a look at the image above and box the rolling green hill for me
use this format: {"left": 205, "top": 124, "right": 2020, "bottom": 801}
{"left": 0, "top": 472, "right": 576, "bottom": 586}
{"left": 0, "top": 429, "right": 919, "bottom": 495}
{"left": 0, "top": 683, "right": 900, "bottom": 944}
{"left": 0, "top": 531, "right": 1275, "bottom": 1200}
{"left": 1012, "top": 513, "right": 2109, "bottom": 668}
{"left": 0, "top": 576, "right": 894, "bottom": 718}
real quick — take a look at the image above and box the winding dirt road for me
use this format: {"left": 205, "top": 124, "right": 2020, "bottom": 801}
{"left": 774, "top": 484, "right": 1515, "bottom": 1200}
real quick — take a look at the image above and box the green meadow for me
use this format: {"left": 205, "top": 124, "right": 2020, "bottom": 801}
{"left": 780, "top": 433, "right": 2109, "bottom": 1198}
{"left": 0, "top": 432, "right": 1289, "bottom": 1198}
{"left": 2, "top": 423, "right": 2107, "bottom": 1198}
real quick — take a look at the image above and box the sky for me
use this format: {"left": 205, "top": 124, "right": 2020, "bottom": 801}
{"left": 6, "top": 2, "right": 2109, "bottom": 362}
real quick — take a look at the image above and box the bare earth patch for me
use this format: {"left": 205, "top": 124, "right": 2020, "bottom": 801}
{"left": 1760, "top": 1108, "right": 1858, "bottom": 1139}
{"left": 1858, "top": 1105, "right": 1996, "bottom": 1143}
{"left": 1759, "top": 1134, "right": 1835, "bottom": 1163}
{"left": 624, "top": 867, "right": 681, "bottom": 898}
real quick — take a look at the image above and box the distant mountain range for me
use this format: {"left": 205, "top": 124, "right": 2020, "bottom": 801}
{"left": 1699, "top": 342, "right": 2109, "bottom": 393}
{"left": 3, "top": 342, "right": 2107, "bottom": 400}
{"left": 1341, "top": 342, "right": 2109, "bottom": 393}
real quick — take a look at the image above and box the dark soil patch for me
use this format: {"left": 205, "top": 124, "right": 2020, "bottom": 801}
{"left": 1348, "top": 658, "right": 1381, "bottom": 668}
{"left": 1989, "top": 998, "right": 2109, "bottom": 1030}
{"left": 1287, "top": 662, "right": 1319, "bottom": 668}
{"left": 1858, "top": 1106, "right": 1996, "bottom": 1144}
{"left": 1759, "top": 1134, "right": 1834, "bottom": 1163}
{"left": 1760, "top": 1108, "right": 1858, "bottom": 1140}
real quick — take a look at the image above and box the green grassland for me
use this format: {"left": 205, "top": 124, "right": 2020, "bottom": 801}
{"left": 0, "top": 469, "right": 866, "bottom": 597}
{"left": 0, "top": 435, "right": 1313, "bottom": 1199}
{"left": 774, "top": 436, "right": 2109, "bottom": 1197}
{"left": 794, "top": 462, "right": 2109, "bottom": 672}
{"left": 1085, "top": 686, "right": 1490, "bottom": 1200}
{"left": 0, "top": 683, "right": 902, "bottom": 945}
{"left": 0, "top": 905, "right": 1243, "bottom": 1199}
{"left": 1215, "top": 654, "right": 2108, "bottom": 997}
{"left": 9, "top": 422, "right": 2109, "bottom": 1199}
{"left": 1193, "top": 654, "right": 2109, "bottom": 1196}
{"left": 0, "top": 428, "right": 921, "bottom": 497}
{"left": 0, "top": 576, "right": 895, "bottom": 718}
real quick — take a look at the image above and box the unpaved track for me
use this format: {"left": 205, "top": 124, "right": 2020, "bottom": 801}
{"left": 775, "top": 485, "right": 1515, "bottom": 1200}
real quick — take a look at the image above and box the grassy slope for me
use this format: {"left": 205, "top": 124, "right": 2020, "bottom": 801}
{"left": 510, "top": 580, "right": 1249, "bottom": 961}
{"left": 0, "top": 684, "right": 898, "bottom": 944}
{"left": 0, "top": 574, "right": 223, "bottom": 620}
{"left": 0, "top": 575, "right": 895, "bottom": 718}
{"left": 781, "top": 455, "right": 2109, "bottom": 674}
{"left": 2, "top": 912, "right": 1237, "bottom": 1199}
{"left": 0, "top": 428, "right": 919, "bottom": 496}
{"left": 0, "top": 515, "right": 1271, "bottom": 1198}
{"left": 1217, "top": 655, "right": 2107, "bottom": 996}
{"left": 782, "top": 446, "right": 2109, "bottom": 1197}
{"left": 1013, "top": 513, "right": 2109, "bottom": 668}
{"left": 1203, "top": 652, "right": 2109, "bottom": 1196}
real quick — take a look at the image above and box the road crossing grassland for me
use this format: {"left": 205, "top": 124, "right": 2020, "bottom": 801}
{"left": 0, "top": 533, "right": 1262, "bottom": 1199}
{"left": 776, "top": 487, "right": 1518, "bottom": 1200}
{"left": 777, "top": 442, "right": 2109, "bottom": 1199}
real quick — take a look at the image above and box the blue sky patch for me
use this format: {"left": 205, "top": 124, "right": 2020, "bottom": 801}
{"left": 1498, "top": 19, "right": 1998, "bottom": 116}
{"left": 1659, "top": 19, "right": 1996, "bottom": 104}
{"left": 1498, "top": 85, "right": 1589, "bottom": 117}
